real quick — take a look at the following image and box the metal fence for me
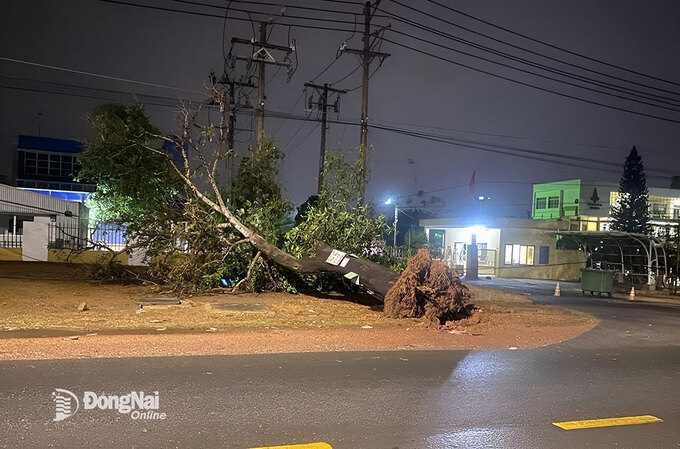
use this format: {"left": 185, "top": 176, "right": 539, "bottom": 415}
{"left": 0, "top": 233, "right": 22, "bottom": 248}
{"left": 48, "top": 222, "right": 128, "bottom": 250}
{"left": 384, "top": 247, "right": 417, "bottom": 260}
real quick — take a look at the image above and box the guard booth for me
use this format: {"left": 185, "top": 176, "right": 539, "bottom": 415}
{"left": 555, "top": 231, "right": 668, "bottom": 290}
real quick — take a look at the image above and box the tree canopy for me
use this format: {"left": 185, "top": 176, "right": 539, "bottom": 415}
{"left": 78, "top": 104, "right": 183, "bottom": 232}
{"left": 610, "top": 146, "right": 651, "bottom": 234}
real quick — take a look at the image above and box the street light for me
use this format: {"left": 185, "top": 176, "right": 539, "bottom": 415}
{"left": 385, "top": 197, "right": 399, "bottom": 247}
{"left": 477, "top": 195, "right": 491, "bottom": 217}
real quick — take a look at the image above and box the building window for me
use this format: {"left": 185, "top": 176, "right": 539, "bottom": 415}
{"left": 674, "top": 207, "right": 680, "bottom": 220}
{"left": 478, "top": 243, "right": 488, "bottom": 262}
{"left": 652, "top": 203, "right": 667, "bottom": 218}
{"left": 539, "top": 246, "right": 549, "bottom": 265}
{"left": 21, "top": 151, "right": 76, "bottom": 179}
{"left": 535, "top": 197, "right": 547, "bottom": 210}
{"left": 24, "top": 152, "right": 37, "bottom": 175}
{"left": 37, "top": 153, "right": 48, "bottom": 176}
{"left": 504, "top": 244, "right": 534, "bottom": 265}
{"left": 548, "top": 196, "right": 559, "bottom": 208}
{"left": 61, "top": 155, "right": 73, "bottom": 177}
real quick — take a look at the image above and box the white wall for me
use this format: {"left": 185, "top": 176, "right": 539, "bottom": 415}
{"left": 22, "top": 216, "right": 50, "bottom": 262}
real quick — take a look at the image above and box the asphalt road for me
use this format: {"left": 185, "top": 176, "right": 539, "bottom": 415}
{"left": 1, "top": 279, "right": 679, "bottom": 448}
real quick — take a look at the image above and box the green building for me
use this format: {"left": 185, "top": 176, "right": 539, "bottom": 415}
{"left": 532, "top": 178, "right": 680, "bottom": 231}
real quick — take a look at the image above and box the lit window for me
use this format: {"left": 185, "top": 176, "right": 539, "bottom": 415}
{"left": 505, "top": 244, "right": 535, "bottom": 265}
{"left": 526, "top": 246, "right": 534, "bottom": 265}
{"left": 504, "top": 244, "right": 512, "bottom": 264}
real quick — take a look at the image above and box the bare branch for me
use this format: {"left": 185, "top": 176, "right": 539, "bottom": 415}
{"left": 231, "top": 251, "right": 261, "bottom": 292}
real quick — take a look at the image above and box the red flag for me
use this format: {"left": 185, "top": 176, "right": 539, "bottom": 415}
{"left": 468, "top": 170, "right": 476, "bottom": 197}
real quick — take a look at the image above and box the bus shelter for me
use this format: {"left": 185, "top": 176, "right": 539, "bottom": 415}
{"left": 554, "top": 231, "right": 667, "bottom": 288}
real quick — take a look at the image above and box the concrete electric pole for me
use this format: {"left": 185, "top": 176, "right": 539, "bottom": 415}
{"left": 340, "top": 1, "right": 389, "bottom": 203}
{"left": 304, "top": 82, "right": 347, "bottom": 194}
{"left": 231, "top": 22, "right": 295, "bottom": 146}
{"left": 210, "top": 69, "right": 255, "bottom": 185}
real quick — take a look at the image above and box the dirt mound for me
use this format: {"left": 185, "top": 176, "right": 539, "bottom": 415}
{"left": 383, "top": 249, "right": 473, "bottom": 328}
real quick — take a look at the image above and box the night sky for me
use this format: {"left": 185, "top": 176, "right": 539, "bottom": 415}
{"left": 1, "top": 0, "right": 679, "bottom": 219}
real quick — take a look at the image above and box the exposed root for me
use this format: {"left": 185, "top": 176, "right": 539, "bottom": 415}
{"left": 383, "top": 249, "right": 473, "bottom": 328}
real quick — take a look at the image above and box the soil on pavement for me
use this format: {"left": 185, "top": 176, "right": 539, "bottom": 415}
{"left": 0, "top": 262, "right": 597, "bottom": 360}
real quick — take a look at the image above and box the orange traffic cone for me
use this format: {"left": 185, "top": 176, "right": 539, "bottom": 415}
{"left": 554, "top": 282, "right": 561, "bottom": 296}
{"left": 628, "top": 287, "right": 635, "bottom": 301}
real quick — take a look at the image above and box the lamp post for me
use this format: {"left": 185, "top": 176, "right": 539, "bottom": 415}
{"left": 477, "top": 195, "right": 491, "bottom": 217}
{"left": 676, "top": 219, "right": 680, "bottom": 294}
{"left": 385, "top": 198, "right": 399, "bottom": 247}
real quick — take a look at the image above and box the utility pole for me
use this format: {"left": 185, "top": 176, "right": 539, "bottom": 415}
{"left": 304, "top": 82, "right": 347, "bottom": 194}
{"left": 256, "top": 22, "right": 267, "bottom": 144}
{"left": 210, "top": 70, "right": 255, "bottom": 185}
{"left": 231, "top": 22, "right": 295, "bottom": 146}
{"left": 341, "top": 1, "right": 389, "bottom": 203}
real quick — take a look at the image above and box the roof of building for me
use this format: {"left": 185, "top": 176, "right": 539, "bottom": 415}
{"left": 419, "top": 216, "right": 571, "bottom": 230}
{"left": 534, "top": 178, "right": 680, "bottom": 194}
{"left": 17, "top": 135, "right": 83, "bottom": 154}
{"left": 0, "top": 184, "right": 81, "bottom": 216}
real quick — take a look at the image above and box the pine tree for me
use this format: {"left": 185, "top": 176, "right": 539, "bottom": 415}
{"left": 610, "top": 146, "right": 651, "bottom": 234}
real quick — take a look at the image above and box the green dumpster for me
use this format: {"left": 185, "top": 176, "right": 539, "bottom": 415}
{"left": 580, "top": 268, "right": 614, "bottom": 297}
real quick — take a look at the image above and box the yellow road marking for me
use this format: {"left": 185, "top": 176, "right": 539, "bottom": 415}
{"left": 250, "top": 443, "right": 332, "bottom": 449}
{"left": 553, "top": 415, "right": 663, "bottom": 430}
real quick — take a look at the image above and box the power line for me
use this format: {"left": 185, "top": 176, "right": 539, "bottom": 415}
{"left": 382, "top": 5, "right": 680, "bottom": 107}
{"left": 310, "top": 56, "right": 341, "bottom": 83}
{"left": 0, "top": 75, "right": 202, "bottom": 105}
{"left": 329, "top": 64, "right": 361, "bottom": 86}
{"left": 5, "top": 73, "right": 671, "bottom": 179}
{"left": 271, "top": 89, "right": 305, "bottom": 137}
{"left": 0, "top": 56, "right": 203, "bottom": 95}
{"left": 282, "top": 121, "right": 319, "bottom": 157}
{"left": 253, "top": 109, "right": 675, "bottom": 176}
{"left": 172, "top": 0, "right": 389, "bottom": 18}
{"left": 261, "top": 110, "right": 674, "bottom": 178}
{"left": 343, "top": 63, "right": 381, "bottom": 92}
{"left": 369, "top": 124, "right": 660, "bottom": 176}
{"left": 0, "top": 83, "right": 190, "bottom": 110}
{"left": 280, "top": 112, "right": 314, "bottom": 154}
{"left": 388, "top": 1, "right": 680, "bottom": 99}
{"left": 423, "top": 0, "right": 680, "bottom": 89}
{"left": 96, "top": 0, "right": 356, "bottom": 33}
{"left": 382, "top": 27, "right": 680, "bottom": 114}
{"left": 380, "top": 37, "right": 680, "bottom": 125}
{"left": 369, "top": 117, "right": 629, "bottom": 153}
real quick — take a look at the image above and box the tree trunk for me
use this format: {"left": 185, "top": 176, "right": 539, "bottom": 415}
{"left": 250, "top": 233, "right": 398, "bottom": 300}
{"left": 203, "top": 197, "right": 399, "bottom": 300}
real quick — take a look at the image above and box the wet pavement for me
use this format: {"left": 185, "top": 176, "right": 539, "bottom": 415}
{"left": 1, "top": 278, "right": 679, "bottom": 448}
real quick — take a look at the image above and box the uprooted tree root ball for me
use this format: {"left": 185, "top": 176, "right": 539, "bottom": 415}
{"left": 383, "top": 249, "right": 474, "bottom": 328}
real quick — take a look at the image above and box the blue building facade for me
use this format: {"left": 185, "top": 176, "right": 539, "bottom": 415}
{"left": 16, "top": 135, "right": 95, "bottom": 198}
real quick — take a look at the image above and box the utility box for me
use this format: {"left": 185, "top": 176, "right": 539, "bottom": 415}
{"left": 580, "top": 268, "right": 614, "bottom": 297}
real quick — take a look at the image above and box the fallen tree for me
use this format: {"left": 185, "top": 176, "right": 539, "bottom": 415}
{"left": 116, "top": 84, "right": 399, "bottom": 299}
{"left": 86, "top": 83, "right": 470, "bottom": 320}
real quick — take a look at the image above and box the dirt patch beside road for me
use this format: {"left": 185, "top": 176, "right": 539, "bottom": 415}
{"left": 0, "top": 325, "right": 594, "bottom": 360}
{"left": 0, "top": 265, "right": 597, "bottom": 360}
